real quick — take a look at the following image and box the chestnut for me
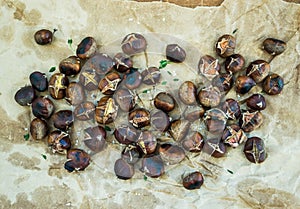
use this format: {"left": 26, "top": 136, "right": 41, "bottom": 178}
{"left": 136, "top": 131, "right": 157, "bottom": 155}
{"left": 240, "top": 111, "right": 263, "bottom": 132}
{"left": 159, "top": 143, "right": 185, "bottom": 165}
{"left": 169, "top": 119, "right": 191, "bottom": 142}
{"left": 113, "top": 52, "right": 133, "bottom": 73}
{"left": 66, "top": 82, "right": 86, "bottom": 106}
{"left": 48, "top": 130, "right": 71, "bottom": 154}
{"left": 182, "top": 171, "right": 204, "bottom": 190}
{"left": 243, "top": 137, "right": 266, "bottom": 164}
{"left": 150, "top": 109, "right": 170, "bottom": 132}
{"left": 14, "top": 86, "right": 36, "bottom": 106}
{"left": 198, "top": 85, "right": 222, "bottom": 108}
{"left": 98, "top": 72, "right": 121, "bottom": 95}
{"left": 246, "top": 60, "right": 270, "bottom": 83}
{"left": 31, "top": 97, "right": 55, "bottom": 119}
{"left": 221, "top": 124, "right": 247, "bottom": 148}
{"left": 263, "top": 38, "right": 286, "bottom": 56}
{"left": 211, "top": 73, "right": 233, "bottom": 93}
{"left": 128, "top": 108, "right": 150, "bottom": 129}
{"left": 48, "top": 73, "right": 69, "bottom": 99}
{"left": 215, "top": 34, "right": 236, "bottom": 58}
{"left": 114, "top": 88, "right": 137, "bottom": 112}
{"left": 141, "top": 154, "right": 165, "bottom": 178}
{"left": 76, "top": 37, "right": 97, "bottom": 59}
{"left": 224, "top": 54, "right": 245, "bottom": 74}
{"left": 198, "top": 55, "right": 220, "bottom": 80}
{"left": 59, "top": 56, "right": 81, "bottom": 76}
{"left": 183, "top": 105, "right": 205, "bottom": 122}
{"left": 181, "top": 131, "right": 204, "bottom": 153}
{"left": 141, "top": 67, "right": 161, "bottom": 85}
{"left": 235, "top": 75, "right": 256, "bottom": 94}
{"left": 123, "top": 70, "right": 142, "bottom": 90}
{"left": 154, "top": 92, "right": 176, "bottom": 112}
{"left": 79, "top": 69, "right": 101, "bottom": 91}
{"left": 95, "top": 96, "right": 118, "bottom": 124}
{"left": 220, "top": 98, "right": 241, "bottom": 120}
{"left": 74, "top": 102, "right": 95, "bottom": 121}
{"left": 121, "top": 33, "right": 147, "bottom": 55}
{"left": 166, "top": 44, "right": 186, "bottom": 63}
{"left": 121, "top": 146, "right": 142, "bottom": 164}
{"left": 52, "top": 110, "right": 74, "bottom": 130}
{"left": 263, "top": 73, "right": 284, "bottom": 95}
{"left": 29, "top": 71, "right": 48, "bottom": 92}
{"left": 114, "top": 158, "right": 135, "bottom": 180}
{"left": 64, "top": 149, "right": 90, "bottom": 172}
{"left": 30, "top": 118, "right": 48, "bottom": 140}
{"left": 84, "top": 126, "right": 106, "bottom": 152}
{"left": 114, "top": 125, "right": 139, "bottom": 145}
{"left": 203, "top": 108, "right": 227, "bottom": 134}
{"left": 81, "top": 53, "right": 114, "bottom": 76}
{"left": 246, "top": 94, "right": 266, "bottom": 111}
{"left": 34, "top": 29, "right": 54, "bottom": 45}
{"left": 178, "top": 81, "right": 197, "bottom": 105}
{"left": 203, "top": 138, "right": 226, "bottom": 158}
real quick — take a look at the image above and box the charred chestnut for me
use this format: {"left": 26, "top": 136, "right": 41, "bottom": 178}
{"left": 198, "top": 55, "right": 220, "bottom": 80}
{"left": 121, "top": 33, "right": 147, "bottom": 55}
{"left": 114, "top": 88, "right": 137, "bottom": 112}
{"left": 98, "top": 72, "right": 121, "bottom": 95}
{"left": 203, "top": 138, "right": 226, "bottom": 158}
{"left": 113, "top": 52, "right": 133, "bottom": 73}
{"left": 29, "top": 71, "right": 48, "bottom": 92}
{"left": 154, "top": 92, "right": 176, "bottom": 112}
{"left": 246, "top": 60, "right": 270, "bottom": 83}
{"left": 128, "top": 108, "right": 150, "bottom": 129}
{"left": 224, "top": 54, "right": 245, "bottom": 74}
{"left": 166, "top": 44, "right": 186, "bottom": 63}
{"left": 114, "top": 158, "right": 135, "bottom": 180}
{"left": 263, "top": 73, "right": 284, "bottom": 95}
{"left": 141, "top": 154, "right": 165, "bottom": 178}
{"left": 159, "top": 143, "right": 185, "bottom": 165}
{"left": 178, "top": 81, "right": 197, "bottom": 105}
{"left": 52, "top": 110, "right": 74, "bottom": 130}
{"left": 183, "top": 105, "right": 205, "bottom": 122}
{"left": 220, "top": 98, "right": 241, "bottom": 120}
{"left": 150, "top": 109, "right": 170, "bottom": 132}
{"left": 76, "top": 37, "right": 97, "bottom": 59}
{"left": 48, "top": 130, "right": 71, "bottom": 154}
{"left": 14, "top": 86, "right": 36, "bottom": 106}
{"left": 30, "top": 118, "right": 48, "bottom": 140}
{"left": 240, "top": 111, "right": 263, "bottom": 132}
{"left": 198, "top": 85, "right": 222, "bottom": 108}
{"left": 204, "top": 108, "right": 227, "bottom": 134}
{"left": 95, "top": 96, "right": 118, "bottom": 124}
{"left": 246, "top": 94, "right": 266, "bottom": 110}
{"left": 169, "top": 119, "right": 191, "bottom": 142}
{"left": 221, "top": 124, "right": 247, "bottom": 148}
{"left": 235, "top": 75, "right": 256, "bottom": 94}
{"left": 84, "top": 126, "right": 106, "bottom": 152}
{"left": 182, "top": 171, "right": 204, "bottom": 190}
{"left": 48, "top": 73, "right": 69, "bottom": 99}
{"left": 59, "top": 56, "right": 81, "bottom": 76}
{"left": 211, "top": 73, "right": 233, "bottom": 93}
{"left": 66, "top": 82, "right": 86, "bottom": 106}
{"left": 74, "top": 102, "right": 95, "bottom": 121}
{"left": 137, "top": 131, "right": 157, "bottom": 155}
{"left": 114, "top": 125, "right": 139, "bottom": 145}
{"left": 34, "top": 29, "right": 54, "bottom": 45}
{"left": 215, "top": 34, "right": 236, "bottom": 58}
{"left": 182, "top": 131, "right": 204, "bottom": 153}
{"left": 141, "top": 67, "right": 161, "bottom": 85}
{"left": 243, "top": 137, "right": 266, "bottom": 164}
{"left": 64, "top": 149, "right": 90, "bottom": 172}
{"left": 31, "top": 97, "right": 55, "bottom": 119}
{"left": 263, "top": 38, "right": 286, "bottom": 56}
{"left": 79, "top": 69, "right": 101, "bottom": 91}
{"left": 123, "top": 70, "right": 142, "bottom": 90}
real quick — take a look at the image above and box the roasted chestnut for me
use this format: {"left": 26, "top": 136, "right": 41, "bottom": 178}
{"left": 136, "top": 131, "right": 157, "bottom": 155}
{"left": 150, "top": 109, "right": 170, "bottom": 132}
{"left": 121, "top": 146, "right": 142, "bottom": 164}
{"left": 95, "top": 96, "right": 118, "bottom": 124}
{"left": 48, "top": 130, "right": 71, "bottom": 154}
{"left": 74, "top": 102, "right": 95, "bottom": 121}
{"left": 178, "top": 81, "right": 197, "bottom": 105}
{"left": 203, "top": 138, "right": 226, "bottom": 158}
{"left": 182, "top": 105, "right": 205, "bottom": 122}
{"left": 243, "top": 137, "right": 266, "bottom": 164}
{"left": 64, "top": 149, "right": 90, "bottom": 172}
{"left": 154, "top": 92, "right": 176, "bottom": 112}
{"left": 14, "top": 86, "right": 36, "bottom": 106}
{"left": 84, "top": 126, "right": 106, "bottom": 152}
{"left": 203, "top": 108, "right": 227, "bottom": 134}
{"left": 29, "top": 71, "right": 48, "bottom": 92}
{"left": 141, "top": 67, "right": 161, "bottom": 85}
{"left": 34, "top": 29, "right": 54, "bottom": 45}
{"left": 76, "top": 37, "right": 97, "bottom": 59}
{"left": 240, "top": 111, "right": 263, "bottom": 132}
{"left": 114, "top": 158, "right": 135, "bottom": 180}
{"left": 224, "top": 54, "right": 245, "bottom": 74}
{"left": 169, "top": 119, "right": 191, "bottom": 142}
{"left": 114, "top": 125, "right": 139, "bottom": 145}
{"left": 123, "top": 70, "right": 142, "bottom": 90}
{"left": 246, "top": 60, "right": 270, "bottom": 83}
{"left": 59, "top": 56, "right": 81, "bottom": 76}
{"left": 48, "top": 73, "right": 69, "bottom": 99}
{"left": 198, "top": 85, "right": 222, "bottom": 108}
{"left": 235, "top": 75, "right": 256, "bottom": 94}
{"left": 211, "top": 73, "right": 233, "bottom": 93}
{"left": 182, "top": 171, "right": 204, "bottom": 190}
{"left": 114, "top": 88, "right": 137, "bottom": 112}
{"left": 221, "top": 124, "right": 247, "bottom": 148}
{"left": 263, "top": 73, "right": 284, "bottom": 95}
{"left": 128, "top": 108, "right": 150, "bottom": 129}
{"left": 30, "top": 118, "right": 48, "bottom": 140}
{"left": 215, "top": 34, "right": 236, "bottom": 58}
{"left": 182, "top": 131, "right": 204, "bottom": 153}
{"left": 81, "top": 53, "right": 114, "bottom": 76}
{"left": 121, "top": 33, "right": 147, "bottom": 55}
{"left": 31, "top": 97, "right": 55, "bottom": 119}
{"left": 79, "top": 69, "right": 101, "bottom": 91}
{"left": 220, "top": 98, "right": 241, "bottom": 120}
{"left": 66, "top": 82, "right": 86, "bottom": 106}
{"left": 113, "top": 52, "right": 133, "bottom": 73}
{"left": 159, "top": 143, "right": 185, "bottom": 165}
{"left": 141, "top": 154, "right": 165, "bottom": 178}
{"left": 166, "top": 44, "right": 186, "bottom": 63}
{"left": 263, "top": 38, "right": 286, "bottom": 56}
{"left": 98, "top": 72, "right": 121, "bottom": 95}
{"left": 52, "top": 110, "right": 74, "bottom": 130}
{"left": 246, "top": 94, "right": 266, "bottom": 110}
{"left": 198, "top": 55, "right": 220, "bottom": 80}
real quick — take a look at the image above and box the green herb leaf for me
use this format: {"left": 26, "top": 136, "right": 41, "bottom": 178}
{"left": 49, "top": 66, "right": 56, "bottom": 72}
{"left": 167, "top": 71, "right": 172, "bottom": 76}
{"left": 142, "top": 89, "right": 150, "bottom": 94}
{"left": 23, "top": 133, "right": 29, "bottom": 141}
{"left": 159, "top": 60, "right": 170, "bottom": 69}
{"left": 227, "top": 169, "right": 234, "bottom": 174}
{"left": 67, "top": 39, "right": 73, "bottom": 46}
{"left": 143, "top": 175, "right": 148, "bottom": 181}
{"left": 232, "top": 28, "right": 238, "bottom": 34}
{"left": 104, "top": 126, "right": 111, "bottom": 132}
{"left": 173, "top": 78, "right": 179, "bottom": 82}
{"left": 161, "top": 81, "right": 167, "bottom": 85}
{"left": 41, "top": 154, "right": 47, "bottom": 160}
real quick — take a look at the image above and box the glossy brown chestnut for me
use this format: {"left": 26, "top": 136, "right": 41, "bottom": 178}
{"left": 198, "top": 55, "right": 220, "bottom": 80}
{"left": 182, "top": 171, "right": 204, "bottom": 190}
{"left": 81, "top": 53, "right": 114, "bottom": 76}
{"left": 29, "top": 71, "right": 48, "bottom": 92}
{"left": 263, "top": 38, "right": 286, "bottom": 56}
{"left": 246, "top": 94, "right": 266, "bottom": 111}
{"left": 212, "top": 73, "right": 233, "bottom": 93}
{"left": 121, "top": 146, "right": 142, "bottom": 164}
{"left": 31, "top": 97, "right": 55, "bottom": 119}
{"left": 123, "top": 70, "right": 142, "bottom": 90}
{"left": 52, "top": 110, "right": 74, "bottom": 130}
{"left": 178, "top": 81, "right": 197, "bottom": 105}
{"left": 154, "top": 92, "right": 176, "bottom": 112}
{"left": 243, "top": 137, "right": 266, "bottom": 164}
{"left": 14, "top": 86, "right": 36, "bottom": 106}
{"left": 84, "top": 126, "right": 106, "bottom": 152}
{"left": 141, "top": 154, "right": 165, "bottom": 178}
{"left": 215, "top": 34, "right": 236, "bottom": 58}
{"left": 169, "top": 119, "right": 191, "bottom": 142}
{"left": 159, "top": 143, "right": 185, "bottom": 165}
{"left": 95, "top": 96, "right": 118, "bottom": 124}
{"left": 150, "top": 109, "right": 170, "bottom": 132}
{"left": 113, "top": 52, "right": 133, "bottom": 73}
{"left": 137, "top": 131, "right": 157, "bottom": 155}
{"left": 48, "top": 130, "right": 71, "bottom": 154}
{"left": 246, "top": 60, "right": 270, "bottom": 83}
{"left": 224, "top": 54, "right": 245, "bottom": 74}
{"left": 34, "top": 29, "right": 53, "bottom": 45}
{"left": 166, "top": 44, "right": 186, "bottom": 63}
{"left": 183, "top": 105, "right": 205, "bottom": 122}
{"left": 114, "top": 88, "right": 136, "bottom": 112}
{"left": 198, "top": 85, "right": 222, "bottom": 108}
{"left": 182, "top": 131, "right": 204, "bottom": 153}
{"left": 220, "top": 98, "right": 241, "bottom": 120}
{"left": 59, "top": 56, "right": 81, "bottom": 76}
{"left": 141, "top": 67, "right": 161, "bottom": 85}
{"left": 48, "top": 73, "right": 69, "bottom": 99}
{"left": 240, "top": 111, "right": 263, "bottom": 132}
{"left": 66, "top": 82, "right": 86, "bottom": 106}
{"left": 114, "top": 125, "right": 139, "bottom": 145}
{"left": 79, "top": 69, "right": 101, "bottom": 91}
{"left": 221, "top": 124, "right": 247, "bottom": 148}
{"left": 64, "top": 149, "right": 90, "bottom": 172}
{"left": 235, "top": 75, "right": 256, "bottom": 94}
{"left": 76, "top": 37, "right": 97, "bottom": 59}
{"left": 204, "top": 108, "right": 227, "bottom": 134}
{"left": 114, "top": 158, "right": 135, "bottom": 180}
{"left": 128, "top": 108, "right": 150, "bottom": 129}
{"left": 98, "top": 72, "right": 121, "bottom": 95}
{"left": 203, "top": 138, "right": 226, "bottom": 158}
{"left": 121, "top": 33, "right": 147, "bottom": 55}
{"left": 30, "top": 118, "right": 48, "bottom": 140}
{"left": 263, "top": 73, "right": 284, "bottom": 95}
{"left": 74, "top": 102, "right": 95, "bottom": 121}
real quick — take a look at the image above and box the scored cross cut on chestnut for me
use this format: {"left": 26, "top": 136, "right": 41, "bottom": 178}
{"left": 14, "top": 31, "right": 286, "bottom": 188}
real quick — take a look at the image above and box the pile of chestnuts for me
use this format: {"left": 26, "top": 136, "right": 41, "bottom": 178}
{"left": 14, "top": 29, "right": 285, "bottom": 190}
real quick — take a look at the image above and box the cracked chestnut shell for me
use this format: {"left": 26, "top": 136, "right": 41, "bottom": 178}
{"left": 114, "top": 88, "right": 136, "bottom": 112}
{"left": 114, "top": 125, "right": 139, "bottom": 145}
{"left": 239, "top": 111, "right": 263, "bottom": 132}
{"left": 166, "top": 44, "right": 186, "bottom": 63}
{"left": 141, "top": 67, "right": 161, "bottom": 85}
{"left": 14, "top": 86, "right": 36, "bottom": 106}
{"left": 30, "top": 118, "right": 48, "bottom": 140}
{"left": 79, "top": 69, "right": 101, "bottom": 91}
{"left": 128, "top": 108, "right": 150, "bottom": 129}
{"left": 66, "top": 82, "right": 86, "bottom": 106}
{"left": 48, "top": 73, "right": 69, "bottom": 100}
{"left": 198, "top": 55, "right": 220, "bottom": 80}
{"left": 121, "top": 33, "right": 147, "bottom": 55}
{"left": 95, "top": 96, "right": 118, "bottom": 124}
{"left": 204, "top": 108, "right": 227, "bottom": 134}
{"left": 48, "top": 130, "right": 71, "bottom": 154}
{"left": 215, "top": 34, "right": 236, "bottom": 58}
{"left": 141, "top": 154, "right": 165, "bottom": 178}
{"left": 98, "top": 72, "right": 121, "bottom": 95}
{"left": 263, "top": 73, "right": 284, "bottom": 95}
{"left": 59, "top": 56, "right": 81, "bottom": 76}
{"left": 52, "top": 110, "right": 74, "bottom": 130}
{"left": 221, "top": 124, "right": 247, "bottom": 148}
{"left": 182, "top": 131, "right": 204, "bottom": 153}
{"left": 29, "top": 71, "right": 48, "bottom": 92}
{"left": 182, "top": 171, "right": 204, "bottom": 190}
{"left": 198, "top": 85, "right": 222, "bottom": 108}
{"left": 224, "top": 54, "right": 245, "bottom": 74}
{"left": 203, "top": 138, "right": 226, "bottom": 158}
{"left": 154, "top": 92, "right": 176, "bottom": 112}
{"left": 31, "top": 97, "right": 55, "bottom": 119}
{"left": 113, "top": 52, "right": 133, "bottom": 73}
{"left": 212, "top": 73, "right": 233, "bottom": 93}
{"left": 220, "top": 98, "right": 241, "bottom": 120}
{"left": 76, "top": 37, "right": 97, "bottom": 59}
{"left": 246, "top": 94, "right": 266, "bottom": 111}
{"left": 34, "top": 29, "right": 53, "bottom": 45}
{"left": 169, "top": 119, "right": 191, "bottom": 142}
{"left": 246, "top": 60, "right": 270, "bottom": 83}
{"left": 243, "top": 137, "right": 266, "bottom": 164}
{"left": 122, "top": 146, "right": 142, "bottom": 164}
{"left": 263, "top": 38, "right": 286, "bottom": 55}
{"left": 64, "top": 149, "right": 90, "bottom": 172}
{"left": 235, "top": 75, "right": 256, "bottom": 94}
{"left": 178, "top": 81, "right": 197, "bottom": 105}
{"left": 74, "top": 102, "right": 95, "bottom": 121}
{"left": 136, "top": 131, "right": 157, "bottom": 155}
{"left": 114, "top": 158, "right": 135, "bottom": 180}
{"left": 84, "top": 126, "right": 106, "bottom": 152}
{"left": 159, "top": 143, "right": 185, "bottom": 165}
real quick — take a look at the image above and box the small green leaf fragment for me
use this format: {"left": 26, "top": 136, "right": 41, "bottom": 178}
{"left": 167, "top": 71, "right": 172, "bottom": 76}
{"left": 232, "top": 29, "right": 238, "bottom": 34}
{"left": 143, "top": 175, "right": 148, "bottom": 181}
{"left": 41, "top": 154, "right": 47, "bottom": 160}
{"left": 49, "top": 67, "right": 56, "bottom": 72}
{"left": 67, "top": 39, "right": 73, "bottom": 45}
{"left": 104, "top": 126, "right": 111, "bottom": 132}
{"left": 227, "top": 169, "right": 234, "bottom": 174}
{"left": 142, "top": 89, "right": 150, "bottom": 94}
{"left": 23, "top": 133, "right": 29, "bottom": 141}
{"left": 159, "top": 60, "right": 170, "bottom": 69}
{"left": 161, "top": 81, "right": 167, "bottom": 85}
{"left": 173, "top": 78, "right": 179, "bottom": 82}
